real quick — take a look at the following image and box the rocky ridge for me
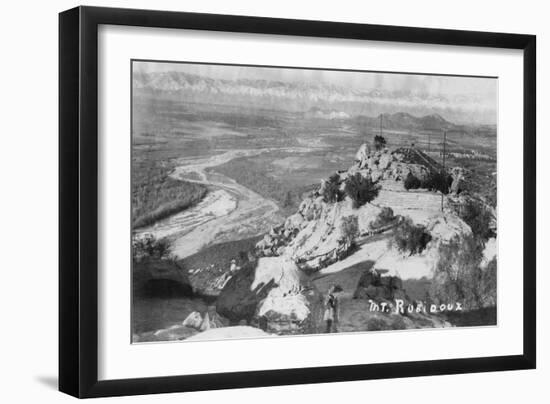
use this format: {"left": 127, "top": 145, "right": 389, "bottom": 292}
{"left": 138, "top": 143, "right": 486, "bottom": 341}
{"left": 211, "top": 143, "right": 477, "bottom": 333}
{"left": 255, "top": 144, "right": 468, "bottom": 272}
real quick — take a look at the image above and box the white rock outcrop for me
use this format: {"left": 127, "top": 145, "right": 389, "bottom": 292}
{"left": 374, "top": 213, "right": 473, "bottom": 280}
{"left": 253, "top": 256, "right": 310, "bottom": 322}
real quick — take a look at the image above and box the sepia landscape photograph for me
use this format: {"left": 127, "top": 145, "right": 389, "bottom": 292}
{"left": 131, "top": 60, "right": 497, "bottom": 343}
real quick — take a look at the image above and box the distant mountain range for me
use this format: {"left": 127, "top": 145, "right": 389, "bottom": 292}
{"left": 354, "top": 112, "right": 462, "bottom": 132}
{"left": 133, "top": 71, "right": 496, "bottom": 125}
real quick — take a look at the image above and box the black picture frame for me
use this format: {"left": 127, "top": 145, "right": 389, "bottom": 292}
{"left": 59, "top": 5, "right": 536, "bottom": 398}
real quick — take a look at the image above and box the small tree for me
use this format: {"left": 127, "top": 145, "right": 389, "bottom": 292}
{"left": 422, "top": 170, "right": 452, "bottom": 194}
{"left": 371, "top": 207, "right": 395, "bottom": 229}
{"left": 404, "top": 172, "right": 421, "bottom": 190}
{"left": 459, "top": 199, "right": 495, "bottom": 242}
{"left": 132, "top": 233, "right": 172, "bottom": 262}
{"left": 392, "top": 218, "right": 432, "bottom": 255}
{"left": 340, "top": 215, "right": 359, "bottom": 245}
{"left": 429, "top": 234, "right": 494, "bottom": 310}
{"left": 322, "top": 173, "right": 344, "bottom": 203}
{"left": 344, "top": 173, "right": 381, "bottom": 208}
{"left": 373, "top": 135, "right": 387, "bottom": 151}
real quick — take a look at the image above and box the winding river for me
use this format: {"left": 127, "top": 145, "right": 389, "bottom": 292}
{"left": 135, "top": 149, "right": 283, "bottom": 259}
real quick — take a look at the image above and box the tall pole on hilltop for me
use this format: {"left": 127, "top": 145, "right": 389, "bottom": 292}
{"left": 379, "top": 115, "right": 382, "bottom": 137}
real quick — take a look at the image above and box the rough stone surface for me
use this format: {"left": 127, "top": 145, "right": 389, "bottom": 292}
{"left": 216, "top": 262, "right": 276, "bottom": 325}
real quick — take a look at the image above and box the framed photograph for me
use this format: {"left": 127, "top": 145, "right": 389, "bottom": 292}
{"left": 59, "top": 6, "right": 536, "bottom": 398}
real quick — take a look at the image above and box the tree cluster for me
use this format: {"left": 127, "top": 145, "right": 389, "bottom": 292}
{"left": 344, "top": 173, "right": 381, "bottom": 208}
{"left": 392, "top": 218, "right": 432, "bottom": 255}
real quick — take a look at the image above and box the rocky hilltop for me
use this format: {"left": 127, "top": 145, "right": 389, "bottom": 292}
{"left": 255, "top": 144, "right": 467, "bottom": 272}
{"left": 213, "top": 143, "right": 495, "bottom": 335}
{"left": 136, "top": 142, "right": 497, "bottom": 341}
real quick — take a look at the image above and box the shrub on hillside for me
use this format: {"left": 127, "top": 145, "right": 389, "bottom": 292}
{"left": 370, "top": 207, "right": 395, "bottom": 230}
{"left": 421, "top": 170, "right": 452, "bottom": 194}
{"left": 340, "top": 215, "right": 359, "bottom": 244}
{"left": 132, "top": 233, "right": 172, "bottom": 263}
{"left": 429, "top": 235, "right": 495, "bottom": 310}
{"left": 459, "top": 199, "right": 495, "bottom": 241}
{"left": 392, "top": 218, "right": 432, "bottom": 255}
{"left": 322, "top": 173, "right": 344, "bottom": 203}
{"left": 373, "top": 135, "right": 387, "bottom": 151}
{"left": 404, "top": 173, "right": 421, "bottom": 190}
{"left": 344, "top": 173, "right": 381, "bottom": 208}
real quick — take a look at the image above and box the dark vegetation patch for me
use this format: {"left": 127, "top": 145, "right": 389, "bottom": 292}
{"left": 430, "top": 236, "right": 496, "bottom": 310}
{"left": 373, "top": 135, "right": 387, "bottom": 151}
{"left": 392, "top": 218, "right": 432, "bottom": 255}
{"left": 132, "top": 160, "right": 207, "bottom": 228}
{"left": 404, "top": 172, "right": 422, "bottom": 190}
{"left": 344, "top": 173, "right": 381, "bottom": 208}
{"left": 322, "top": 173, "right": 344, "bottom": 203}
{"left": 370, "top": 207, "right": 396, "bottom": 230}
{"left": 458, "top": 198, "right": 496, "bottom": 241}
{"left": 457, "top": 159, "right": 498, "bottom": 207}
{"left": 340, "top": 215, "right": 359, "bottom": 245}
{"left": 132, "top": 233, "right": 171, "bottom": 262}
{"left": 421, "top": 170, "right": 453, "bottom": 194}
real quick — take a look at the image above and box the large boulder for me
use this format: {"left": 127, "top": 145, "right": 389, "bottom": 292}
{"left": 182, "top": 311, "right": 203, "bottom": 329}
{"left": 450, "top": 167, "right": 465, "bottom": 194}
{"left": 425, "top": 213, "right": 472, "bottom": 244}
{"left": 216, "top": 261, "right": 276, "bottom": 325}
{"left": 481, "top": 237, "right": 497, "bottom": 267}
{"left": 355, "top": 143, "right": 371, "bottom": 168}
{"left": 216, "top": 255, "right": 314, "bottom": 332}
{"left": 255, "top": 257, "right": 310, "bottom": 323}
{"left": 378, "top": 150, "right": 393, "bottom": 170}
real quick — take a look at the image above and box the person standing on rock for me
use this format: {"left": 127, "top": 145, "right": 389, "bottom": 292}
{"left": 324, "top": 285, "right": 341, "bottom": 333}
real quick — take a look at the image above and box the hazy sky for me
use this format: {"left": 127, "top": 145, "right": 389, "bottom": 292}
{"left": 134, "top": 60, "right": 497, "bottom": 102}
